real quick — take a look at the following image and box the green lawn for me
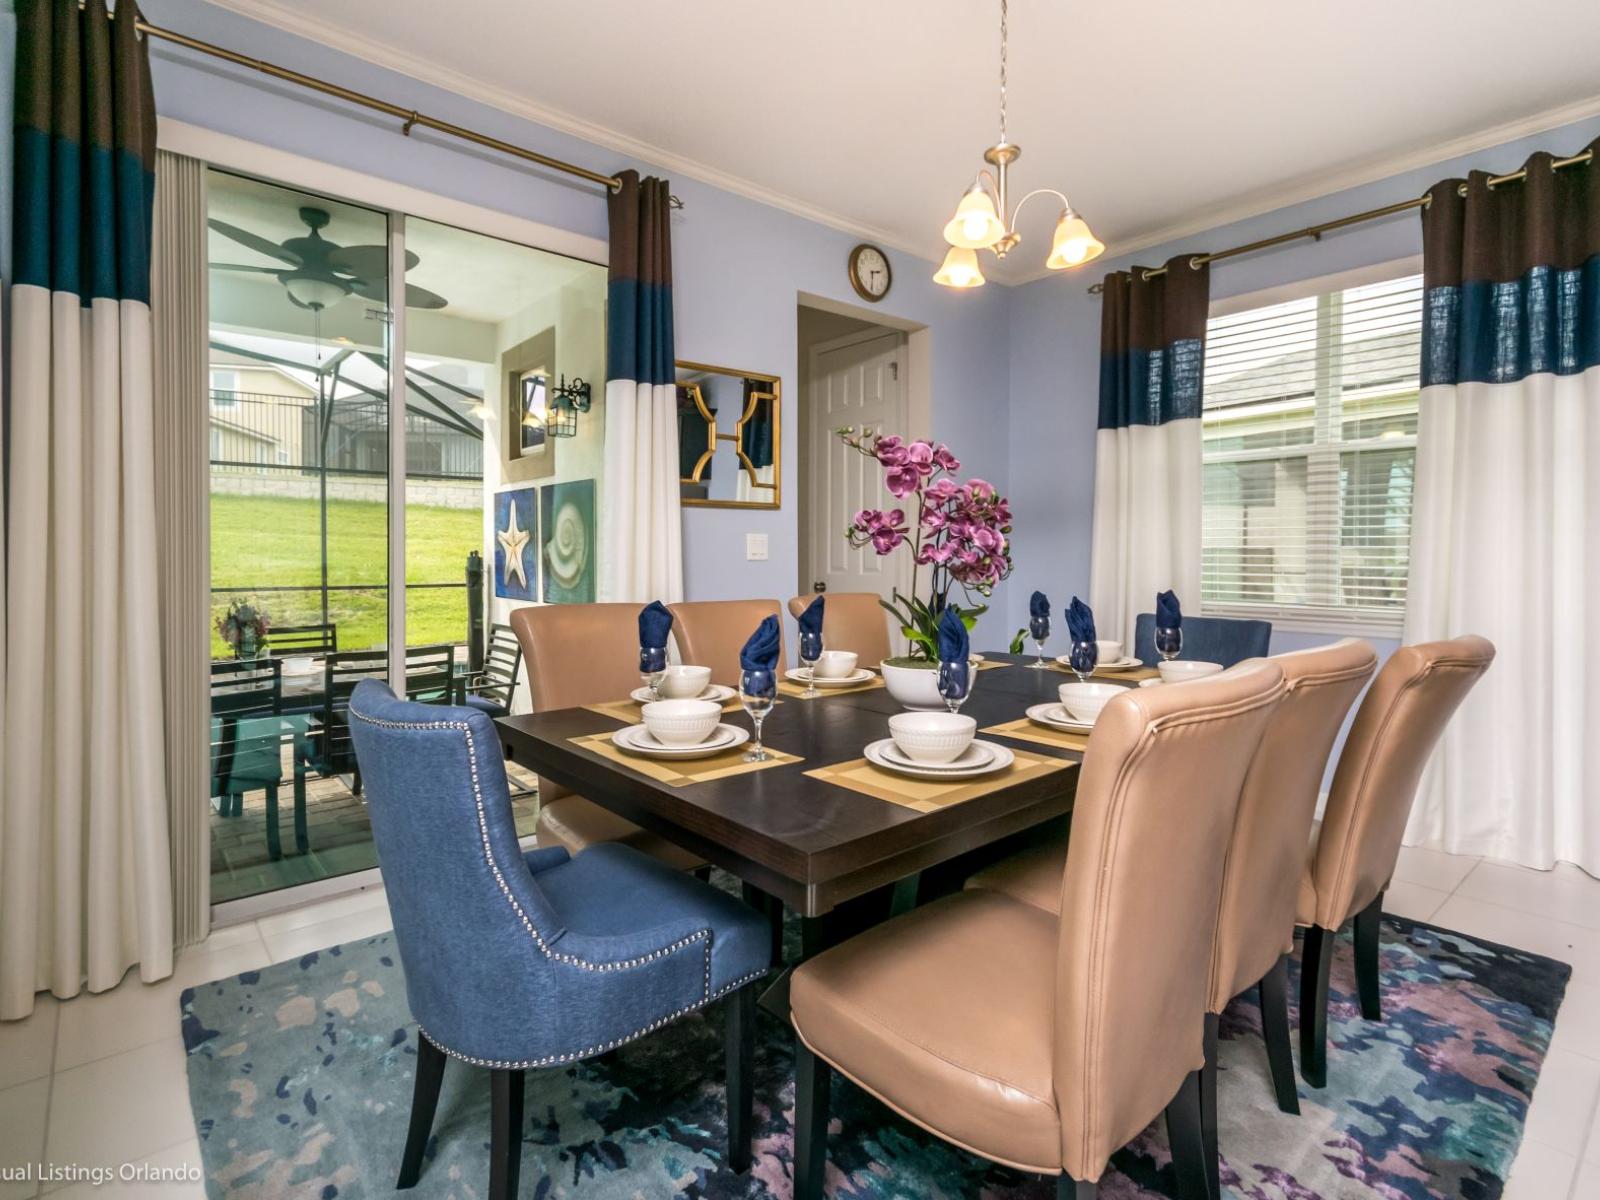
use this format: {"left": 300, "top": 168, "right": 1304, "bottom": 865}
{"left": 210, "top": 493, "right": 481, "bottom": 657}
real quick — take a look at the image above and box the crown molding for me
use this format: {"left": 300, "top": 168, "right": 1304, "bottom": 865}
{"left": 186, "top": 0, "right": 942, "bottom": 270}
{"left": 1011, "top": 91, "right": 1600, "bottom": 288}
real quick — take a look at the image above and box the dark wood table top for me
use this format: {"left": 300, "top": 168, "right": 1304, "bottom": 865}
{"left": 497, "top": 652, "right": 1133, "bottom": 916}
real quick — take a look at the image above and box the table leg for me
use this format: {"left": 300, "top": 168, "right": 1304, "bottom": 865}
{"left": 265, "top": 784, "right": 282, "bottom": 861}
{"left": 889, "top": 872, "right": 922, "bottom": 918}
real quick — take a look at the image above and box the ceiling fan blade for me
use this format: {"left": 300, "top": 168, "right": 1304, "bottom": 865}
{"left": 208, "top": 219, "right": 302, "bottom": 266}
{"left": 349, "top": 277, "right": 449, "bottom": 310}
{"left": 330, "top": 243, "right": 419, "bottom": 277}
{"left": 208, "top": 263, "right": 284, "bottom": 275}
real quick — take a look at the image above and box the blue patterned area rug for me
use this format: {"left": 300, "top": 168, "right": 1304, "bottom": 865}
{"left": 181, "top": 914, "right": 1568, "bottom": 1199}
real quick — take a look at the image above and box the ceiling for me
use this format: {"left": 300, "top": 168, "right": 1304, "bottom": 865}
{"left": 207, "top": 0, "right": 1600, "bottom": 284}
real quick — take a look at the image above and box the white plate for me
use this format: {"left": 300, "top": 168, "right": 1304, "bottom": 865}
{"left": 864, "top": 738, "right": 1014, "bottom": 780}
{"left": 630, "top": 684, "right": 736, "bottom": 705}
{"left": 612, "top": 722, "right": 750, "bottom": 759}
{"left": 1025, "top": 703, "right": 1095, "bottom": 733}
{"left": 785, "top": 667, "right": 877, "bottom": 688}
{"left": 1095, "top": 656, "right": 1144, "bottom": 672}
{"left": 876, "top": 738, "right": 996, "bottom": 773}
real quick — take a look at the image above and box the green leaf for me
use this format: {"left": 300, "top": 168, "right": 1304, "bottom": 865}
{"left": 1008, "top": 628, "right": 1027, "bottom": 654}
{"left": 901, "top": 626, "right": 937, "bottom": 655}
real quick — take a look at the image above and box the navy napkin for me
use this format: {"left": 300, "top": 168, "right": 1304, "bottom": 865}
{"left": 739, "top": 615, "right": 782, "bottom": 673}
{"left": 1067, "top": 597, "right": 1096, "bottom": 645}
{"left": 937, "top": 605, "right": 969, "bottom": 664}
{"left": 798, "top": 594, "right": 825, "bottom": 641}
{"left": 1029, "top": 591, "right": 1050, "bottom": 620}
{"left": 1156, "top": 590, "right": 1182, "bottom": 630}
{"left": 639, "top": 600, "right": 672, "bottom": 650}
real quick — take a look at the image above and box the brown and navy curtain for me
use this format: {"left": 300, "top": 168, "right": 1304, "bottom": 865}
{"left": 3, "top": 0, "right": 174, "bottom": 1018}
{"left": 1089, "top": 254, "right": 1211, "bottom": 643}
{"left": 1405, "top": 136, "right": 1600, "bottom": 875}
{"left": 600, "top": 170, "right": 683, "bottom": 600}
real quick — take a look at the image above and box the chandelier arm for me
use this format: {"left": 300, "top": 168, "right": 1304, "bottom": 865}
{"left": 1006, "top": 188, "right": 1073, "bottom": 231}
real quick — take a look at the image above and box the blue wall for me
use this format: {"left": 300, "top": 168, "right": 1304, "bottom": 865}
{"left": 138, "top": 0, "right": 1016, "bottom": 618}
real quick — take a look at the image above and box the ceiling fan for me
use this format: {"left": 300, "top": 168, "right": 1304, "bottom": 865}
{"left": 208, "top": 206, "right": 449, "bottom": 312}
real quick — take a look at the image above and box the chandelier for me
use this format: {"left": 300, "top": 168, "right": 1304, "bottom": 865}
{"left": 934, "top": 0, "right": 1104, "bottom": 287}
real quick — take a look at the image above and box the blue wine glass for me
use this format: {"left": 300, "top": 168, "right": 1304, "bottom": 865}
{"left": 937, "top": 657, "right": 971, "bottom": 715}
{"left": 799, "top": 629, "right": 823, "bottom": 698}
{"left": 1069, "top": 639, "right": 1099, "bottom": 686}
{"left": 1155, "top": 625, "right": 1182, "bottom": 665}
{"left": 639, "top": 645, "right": 667, "bottom": 701}
{"left": 1027, "top": 614, "right": 1050, "bottom": 670}
{"left": 739, "top": 666, "right": 777, "bottom": 762}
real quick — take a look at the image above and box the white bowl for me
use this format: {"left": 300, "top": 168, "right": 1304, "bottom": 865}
{"left": 657, "top": 664, "right": 713, "bottom": 699}
{"left": 1095, "top": 639, "right": 1123, "bottom": 663}
{"left": 887, "top": 712, "right": 977, "bottom": 764}
{"left": 1157, "top": 660, "right": 1223, "bottom": 684}
{"left": 640, "top": 699, "right": 721, "bottom": 746}
{"left": 1057, "top": 682, "right": 1125, "bottom": 724}
{"left": 813, "top": 650, "right": 858, "bottom": 679}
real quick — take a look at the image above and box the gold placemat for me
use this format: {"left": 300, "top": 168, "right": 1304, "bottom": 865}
{"left": 584, "top": 696, "right": 743, "bottom": 724}
{"left": 568, "top": 729, "right": 799, "bottom": 786}
{"left": 777, "top": 675, "right": 885, "bottom": 699}
{"left": 981, "top": 716, "right": 1092, "bottom": 753}
{"left": 973, "top": 658, "right": 1011, "bottom": 672}
{"left": 1046, "top": 662, "right": 1158, "bottom": 682}
{"left": 805, "top": 745, "right": 1070, "bottom": 813}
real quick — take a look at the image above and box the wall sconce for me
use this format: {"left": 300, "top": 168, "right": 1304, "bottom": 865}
{"left": 548, "top": 375, "right": 592, "bottom": 438}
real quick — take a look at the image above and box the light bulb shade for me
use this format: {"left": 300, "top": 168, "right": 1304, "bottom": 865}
{"left": 284, "top": 274, "right": 349, "bottom": 311}
{"left": 1045, "top": 211, "right": 1105, "bottom": 269}
{"left": 943, "top": 187, "right": 1006, "bottom": 249}
{"left": 933, "top": 246, "right": 986, "bottom": 288}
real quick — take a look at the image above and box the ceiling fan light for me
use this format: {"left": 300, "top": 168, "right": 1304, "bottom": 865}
{"left": 283, "top": 274, "right": 350, "bottom": 311}
{"left": 942, "top": 186, "right": 1005, "bottom": 249}
{"left": 1046, "top": 209, "right": 1105, "bottom": 269}
{"left": 933, "top": 246, "right": 986, "bottom": 288}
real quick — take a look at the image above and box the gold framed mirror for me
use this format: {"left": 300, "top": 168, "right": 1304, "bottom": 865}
{"left": 676, "top": 360, "right": 781, "bottom": 509}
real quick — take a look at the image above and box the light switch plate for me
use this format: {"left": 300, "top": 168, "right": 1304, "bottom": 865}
{"left": 745, "top": 533, "right": 769, "bottom": 561}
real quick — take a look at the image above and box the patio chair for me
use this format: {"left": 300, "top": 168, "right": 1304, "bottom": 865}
{"left": 268, "top": 622, "right": 339, "bottom": 717}
{"left": 210, "top": 658, "right": 305, "bottom": 860}
{"left": 460, "top": 623, "right": 523, "bottom": 718}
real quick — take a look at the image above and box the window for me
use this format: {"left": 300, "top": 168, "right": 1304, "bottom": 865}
{"left": 1201, "top": 274, "right": 1420, "bottom": 631}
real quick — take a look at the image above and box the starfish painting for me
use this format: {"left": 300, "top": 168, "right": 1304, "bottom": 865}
{"left": 496, "top": 501, "right": 531, "bottom": 589}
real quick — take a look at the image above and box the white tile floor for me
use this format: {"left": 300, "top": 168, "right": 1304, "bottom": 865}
{"left": 1, "top": 851, "right": 1597, "bottom": 1198}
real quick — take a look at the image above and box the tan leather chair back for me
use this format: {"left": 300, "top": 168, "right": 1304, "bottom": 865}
{"left": 1208, "top": 639, "right": 1377, "bottom": 1012}
{"left": 667, "top": 599, "right": 787, "bottom": 686}
{"left": 1053, "top": 660, "right": 1284, "bottom": 1182}
{"left": 509, "top": 603, "right": 645, "bottom": 800}
{"left": 787, "top": 592, "right": 893, "bottom": 666}
{"left": 1306, "top": 635, "right": 1494, "bottom": 930}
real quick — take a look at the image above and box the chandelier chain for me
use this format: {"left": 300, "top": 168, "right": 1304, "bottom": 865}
{"left": 998, "top": 0, "right": 1008, "bottom": 143}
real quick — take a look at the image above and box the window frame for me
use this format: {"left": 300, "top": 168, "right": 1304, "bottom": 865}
{"left": 1200, "top": 258, "right": 1422, "bottom": 637}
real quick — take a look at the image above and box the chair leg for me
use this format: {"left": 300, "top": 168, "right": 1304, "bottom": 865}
{"left": 293, "top": 768, "right": 309, "bottom": 854}
{"left": 725, "top": 985, "right": 756, "bottom": 1173}
{"left": 397, "top": 1033, "right": 448, "bottom": 1188}
{"left": 1059, "top": 1177, "right": 1097, "bottom": 1199}
{"left": 1258, "top": 953, "right": 1300, "bottom": 1115}
{"left": 1353, "top": 892, "right": 1384, "bottom": 1021}
{"left": 1200, "top": 1014, "right": 1219, "bottom": 1200}
{"left": 489, "top": 1068, "right": 524, "bottom": 1200}
{"left": 1300, "top": 923, "right": 1336, "bottom": 1089}
{"left": 265, "top": 785, "right": 282, "bottom": 861}
{"left": 694, "top": 865, "right": 713, "bottom": 883}
{"left": 1164, "top": 1069, "right": 1210, "bottom": 1200}
{"left": 793, "top": 1038, "right": 831, "bottom": 1200}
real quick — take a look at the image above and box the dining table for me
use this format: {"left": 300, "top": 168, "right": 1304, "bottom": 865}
{"left": 496, "top": 651, "right": 1158, "bottom": 1009}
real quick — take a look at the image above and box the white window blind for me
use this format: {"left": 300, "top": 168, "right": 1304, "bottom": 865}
{"left": 1201, "top": 274, "right": 1421, "bottom": 631}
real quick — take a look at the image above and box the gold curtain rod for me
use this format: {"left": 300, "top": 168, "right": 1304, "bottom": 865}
{"left": 114, "top": 9, "right": 684, "bottom": 207}
{"left": 1086, "top": 148, "right": 1593, "bottom": 293}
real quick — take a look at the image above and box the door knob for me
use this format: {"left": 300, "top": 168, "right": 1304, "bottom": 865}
{"left": 813, "top": 582, "right": 826, "bottom": 593}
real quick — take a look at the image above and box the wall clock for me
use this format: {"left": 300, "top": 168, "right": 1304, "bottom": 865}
{"left": 847, "top": 244, "right": 892, "bottom": 303}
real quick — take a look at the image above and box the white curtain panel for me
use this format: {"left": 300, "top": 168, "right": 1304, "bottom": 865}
{"left": 599, "top": 378, "right": 684, "bottom": 603}
{"left": 1089, "top": 419, "right": 1203, "bottom": 645}
{"left": 1404, "top": 370, "right": 1600, "bottom": 872}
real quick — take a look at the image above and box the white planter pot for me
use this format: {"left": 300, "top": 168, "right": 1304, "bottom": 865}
{"left": 881, "top": 660, "right": 955, "bottom": 711}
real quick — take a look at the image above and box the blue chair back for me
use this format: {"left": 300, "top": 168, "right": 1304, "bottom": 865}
{"left": 1132, "top": 612, "right": 1272, "bottom": 668}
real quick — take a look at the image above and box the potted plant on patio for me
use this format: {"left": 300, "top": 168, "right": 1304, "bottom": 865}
{"left": 216, "top": 597, "right": 272, "bottom": 662}
{"left": 838, "top": 429, "right": 1013, "bottom": 709}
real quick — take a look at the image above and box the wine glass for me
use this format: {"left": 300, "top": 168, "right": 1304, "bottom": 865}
{"left": 1069, "top": 639, "right": 1100, "bottom": 686}
{"left": 1155, "top": 625, "right": 1182, "bottom": 665}
{"left": 799, "top": 629, "right": 823, "bottom": 698}
{"left": 1027, "top": 614, "right": 1051, "bottom": 670}
{"left": 937, "top": 658, "right": 971, "bottom": 715}
{"left": 739, "top": 666, "right": 776, "bottom": 762}
{"left": 639, "top": 645, "right": 667, "bottom": 701}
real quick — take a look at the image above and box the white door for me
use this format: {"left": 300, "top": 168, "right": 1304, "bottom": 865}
{"left": 804, "top": 330, "right": 909, "bottom": 604}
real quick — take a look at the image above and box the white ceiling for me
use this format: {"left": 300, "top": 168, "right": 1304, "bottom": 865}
{"left": 206, "top": 0, "right": 1600, "bottom": 284}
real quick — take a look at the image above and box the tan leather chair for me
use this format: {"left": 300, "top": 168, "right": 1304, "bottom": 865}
{"left": 786, "top": 592, "right": 893, "bottom": 666}
{"left": 790, "top": 661, "right": 1285, "bottom": 1200}
{"left": 508, "top": 604, "right": 702, "bottom": 871}
{"left": 667, "top": 599, "right": 787, "bottom": 687}
{"left": 1298, "top": 634, "right": 1494, "bottom": 1088}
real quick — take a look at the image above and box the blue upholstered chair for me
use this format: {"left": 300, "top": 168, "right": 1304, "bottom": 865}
{"left": 1132, "top": 612, "right": 1272, "bottom": 668}
{"left": 346, "top": 680, "right": 770, "bottom": 1199}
